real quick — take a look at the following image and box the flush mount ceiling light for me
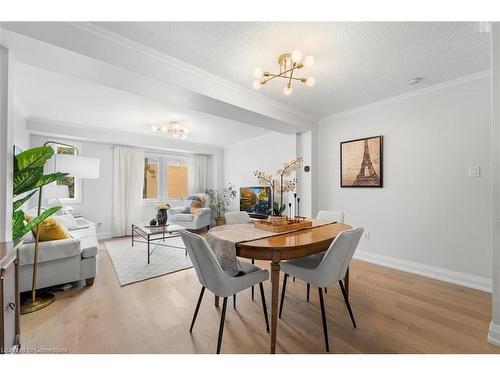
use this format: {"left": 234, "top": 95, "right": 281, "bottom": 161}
{"left": 407, "top": 77, "right": 423, "bottom": 85}
{"left": 151, "top": 121, "right": 189, "bottom": 139}
{"left": 253, "top": 50, "right": 315, "bottom": 95}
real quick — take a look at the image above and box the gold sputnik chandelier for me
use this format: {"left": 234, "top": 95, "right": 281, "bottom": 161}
{"left": 253, "top": 50, "right": 315, "bottom": 95}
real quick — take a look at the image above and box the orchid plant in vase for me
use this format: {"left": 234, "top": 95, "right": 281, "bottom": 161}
{"left": 254, "top": 157, "right": 302, "bottom": 221}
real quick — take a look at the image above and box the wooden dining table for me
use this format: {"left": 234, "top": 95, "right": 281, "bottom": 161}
{"left": 213, "top": 221, "right": 352, "bottom": 354}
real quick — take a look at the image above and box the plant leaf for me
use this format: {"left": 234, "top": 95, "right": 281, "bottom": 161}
{"left": 13, "top": 167, "right": 43, "bottom": 196}
{"left": 14, "top": 146, "right": 54, "bottom": 173}
{"left": 12, "top": 209, "right": 27, "bottom": 242}
{"left": 13, "top": 190, "right": 37, "bottom": 211}
{"left": 32, "top": 172, "right": 69, "bottom": 190}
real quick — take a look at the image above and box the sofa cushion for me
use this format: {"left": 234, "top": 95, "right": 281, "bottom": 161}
{"left": 80, "top": 236, "right": 99, "bottom": 258}
{"left": 18, "top": 239, "right": 81, "bottom": 265}
{"left": 173, "top": 213, "right": 195, "bottom": 222}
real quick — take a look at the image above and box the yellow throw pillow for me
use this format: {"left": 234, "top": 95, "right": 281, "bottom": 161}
{"left": 25, "top": 215, "right": 71, "bottom": 242}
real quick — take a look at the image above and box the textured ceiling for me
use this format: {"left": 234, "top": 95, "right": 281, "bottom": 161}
{"left": 92, "top": 22, "right": 491, "bottom": 118}
{"left": 14, "top": 63, "right": 270, "bottom": 147}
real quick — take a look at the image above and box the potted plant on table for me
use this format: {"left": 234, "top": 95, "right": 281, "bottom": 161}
{"left": 205, "top": 183, "right": 237, "bottom": 226}
{"left": 254, "top": 157, "right": 302, "bottom": 225}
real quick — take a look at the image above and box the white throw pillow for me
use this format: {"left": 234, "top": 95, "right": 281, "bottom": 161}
{"left": 21, "top": 229, "right": 35, "bottom": 244}
{"left": 55, "top": 212, "right": 79, "bottom": 230}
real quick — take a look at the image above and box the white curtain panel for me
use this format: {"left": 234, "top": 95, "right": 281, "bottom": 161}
{"left": 193, "top": 155, "right": 208, "bottom": 194}
{"left": 112, "top": 146, "right": 145, "bottom": 237}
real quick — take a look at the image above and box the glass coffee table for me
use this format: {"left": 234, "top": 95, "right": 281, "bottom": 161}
{"left": 131, "top": 223, "right": 186, "bottom": 264}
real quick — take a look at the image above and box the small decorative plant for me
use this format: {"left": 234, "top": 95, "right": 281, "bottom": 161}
{"left": 156, "top": 202, "right": 171, "bottom": 210}
{"left": 254, "top": 157, "right": 302, "bottom": 217}
{"left": 205, "top": 183, "right": 237, "bottom": 221}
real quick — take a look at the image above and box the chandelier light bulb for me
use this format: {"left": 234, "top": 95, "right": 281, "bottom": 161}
{"left": 161, "top": 126, "right": 167, "bottom": 132}
{"left": 291, "top": 49, "right": 303, "bottom": 63}
{"left": 253, "top": 67, "right": 263, "bottom": 79}
{"left": 183, "top": 128, "right": 189, "bottom": 135}
{"left": 253, "top": 80, "right": 262, "bottom": 90}
{"left": 304, "top": 55, "right": 315, "bottom": 67}
{"left": 181, "top": 133, "right": 187, "bottom": 139}
{"left": 283, "top": 84, "right": 293, "bottom": 95}
{"left": 306, "top": 77, "right": 316, "bottom": 87}
{"left": 151, "top": 125, "right": 158, "bottom": 131}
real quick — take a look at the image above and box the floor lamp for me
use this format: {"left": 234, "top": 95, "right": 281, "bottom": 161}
{"left": 21, "top": 141, "right": 100, "bottom": 314}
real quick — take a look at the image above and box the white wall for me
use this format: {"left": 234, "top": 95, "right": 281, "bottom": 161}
{"left": 13, "top": 105, "right": 30, "bottom": 151}
{"left": 296, "top": 131, "right": 313, "bottom": 218}
{"left": 224, "top": 132, "right": 297, "bottom": 212}
{"left": 318, "top": 75, "right": 493, "bottom": 289}
{"left": 489, "top": 23, "right": 500, "bottom": 347}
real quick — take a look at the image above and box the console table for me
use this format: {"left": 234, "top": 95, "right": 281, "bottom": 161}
{"left": 0, "top": 241, "right": 21, "bottom": 354}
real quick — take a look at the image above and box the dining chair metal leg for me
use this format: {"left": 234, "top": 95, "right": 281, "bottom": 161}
{"left": 293, "top": 277, "right": 295, "bottom": 282}
{"left": 189, "top": 286, "right": 205, "bottom": 332}
{"left": 339, "top": 280, "right": 356, "bottom": 328}
{"left": 251, "top": 259, "right": 255, "bottom": 301}
{"left": 325, "top": 287, "right": 328, "bottom": 294}
{"left": 307, "top": 283, "right": 310, "bottom": 302}
{"left": 216, "top": 297, "right": 228, "bottom": 354}
{"left": 233, "top": 294, "right": 236, "bottom": 309}
{"left": 318, "top": 287, "right": 330, "bottom": 352}
{"left": 259, "top": 282, "right": 270, "bottom": 333}
{"left": 279, "top": 273, "right": 288, "bottom": 318}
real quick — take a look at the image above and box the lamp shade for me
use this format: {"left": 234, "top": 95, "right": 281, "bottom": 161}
{"left": 55, "top": 154, "right": 100, "bottom": 179}
{"left": 42, "top": 183, "right": 69, "bottom": 205}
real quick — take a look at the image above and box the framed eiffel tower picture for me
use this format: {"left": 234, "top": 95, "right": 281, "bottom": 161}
{"left": 340, "top": 135, "right": 383, "bottom": 187}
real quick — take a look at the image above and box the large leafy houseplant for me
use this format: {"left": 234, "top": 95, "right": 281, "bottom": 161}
{"left": 205, "top": 184, "right": 237, "bottom": 223}
{"left": 12, "top": 146, "right": 68, "bottom": 241}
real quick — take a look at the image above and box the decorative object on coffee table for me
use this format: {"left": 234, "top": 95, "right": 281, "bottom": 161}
{"left": 149, "top": 218, "right": 157, "bottom": 226}
{"left": 156, "top": 202, "right": 170, "bottom": 225}
{"left": 205, "top": 184, "right": 237, "bottom": 226}
{"left": 254, "top": 157, "right": 302, "bottom": 223}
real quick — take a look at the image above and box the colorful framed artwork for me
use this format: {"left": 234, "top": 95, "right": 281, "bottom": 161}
{"left": 340, "top": 135, "right": 383, "bottom": 188}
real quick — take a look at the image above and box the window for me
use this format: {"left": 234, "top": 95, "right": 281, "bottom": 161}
{"left": 167, "top": 165, "right": 188, "bottom": 198}
{"left": 143, "top": 157, "right": 159, "bottom": 200}
{"left": 56, "top": 145, "right": 76, "bottom": 199}
{"left": 52, "top": 141, "right": 82, "bottom": 204}
{"left": 142, "top": 154, "right": 191, "bottom": 201}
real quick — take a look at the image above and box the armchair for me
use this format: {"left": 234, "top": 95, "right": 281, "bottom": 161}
{"left": 169, "top": 195, "right": 211, "bottom": 231}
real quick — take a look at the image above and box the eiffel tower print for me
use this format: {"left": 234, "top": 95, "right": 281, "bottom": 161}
{"left": 353, "top": 139, "right": 380, "bottom": 186}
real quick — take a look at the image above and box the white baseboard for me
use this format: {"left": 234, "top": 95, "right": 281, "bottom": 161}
{"left": 488, "top": 322, "right": 500, "bottom": 347}
{"left": 353, "top": 250, "right": 492, "bottom": 293}
{"left": 97, "top": 231, "right": 112, "bottom": 240}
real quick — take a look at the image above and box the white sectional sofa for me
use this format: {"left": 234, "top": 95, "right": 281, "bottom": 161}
{"left": 18, "top": 217, "right": 98, "bottom": 292}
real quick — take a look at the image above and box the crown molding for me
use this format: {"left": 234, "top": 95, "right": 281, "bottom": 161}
{"left": 66, "top": 22, "right": 319, "bottom": 124}
{"left": 320, "top": 70, "right": 492, "bottom": 123}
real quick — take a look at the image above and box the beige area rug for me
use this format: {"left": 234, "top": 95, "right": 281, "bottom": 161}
{"left": 104, "top": 236, "right": 192, "bottom": 286}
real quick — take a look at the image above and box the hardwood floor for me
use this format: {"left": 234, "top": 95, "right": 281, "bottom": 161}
{"left": 20, "top": 240, "right": 500, "bottom": 354}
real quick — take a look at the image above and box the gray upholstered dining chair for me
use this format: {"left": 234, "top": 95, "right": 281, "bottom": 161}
{"left": 179, "top": 229, "right": 270, "bottom": 354}
{"left": 293, "top": 210, "right": 345, "bottom": 294}
{"left": 316, "top": 210, "right": 344, "bottom": 224}
{"left": 224, "top": 210, "right": 256, "bottom": 301}
{"left": 224, "top": 211, "right": 251, "bottom": 225}
{"left": 278, "top": 227, "right": 363, "bottom": 352}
